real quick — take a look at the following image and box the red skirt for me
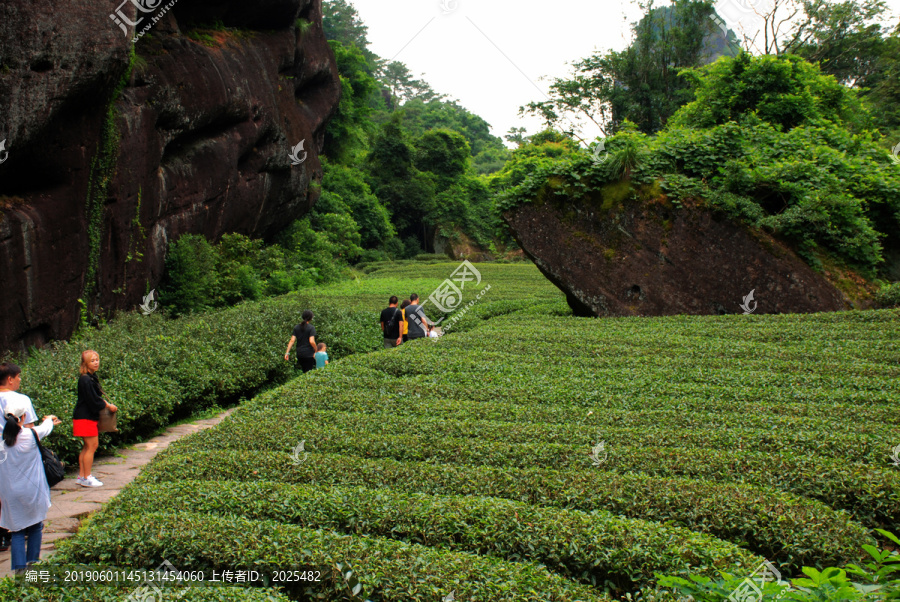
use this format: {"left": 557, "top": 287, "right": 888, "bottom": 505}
{"left": 72, "top": 419, "right": 98, "bottom": 437}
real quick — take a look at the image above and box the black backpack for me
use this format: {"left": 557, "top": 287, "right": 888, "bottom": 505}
{"left": 32, "top": 429, "right": 66, "bottom": 487}
{"left": 387, "top": 308, "right": 402, "bottom": 330}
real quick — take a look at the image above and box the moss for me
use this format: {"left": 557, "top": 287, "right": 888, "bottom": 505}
{"left": 296, "top": 18, "right": 314, "bottom": 37}
{"left": 187, "top": 31, "right": 218, "bottom": 47}
{"left": 637, "top": 179, "right": 664, "bottom": 202}
{"left": 186, "top": 25, "right": 256, "bottom": 48}
{"left": 599, "top": 180, "right": 633, "bottom": 212}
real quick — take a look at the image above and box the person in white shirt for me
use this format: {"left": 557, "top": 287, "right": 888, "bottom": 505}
{"left": 0, "top": 362, "right": 39, "bottom": 553}
{"left": 0, "top": 363, "right": 38, "bottom": 427}
{"left": 0, "top": 396, "right": 60, "bottom": 573}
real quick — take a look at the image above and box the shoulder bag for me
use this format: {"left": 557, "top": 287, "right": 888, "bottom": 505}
{"left": 31, "top": 429, "right": 66, "bottom": 487}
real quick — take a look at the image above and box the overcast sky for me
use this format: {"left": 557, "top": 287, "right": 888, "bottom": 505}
{"left": 346, "top": 0, "right": 900, "bottom": 147}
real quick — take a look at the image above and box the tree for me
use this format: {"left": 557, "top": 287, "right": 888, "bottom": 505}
{"left": 375, "top": 61, "right": 444, "bottom": 106}
{"left": 505, "top": 127, "right": 528, "bottom": 147}
{"left": 323, "top": 41, "right": 381, "bottom": 163}
{"left": 365, "top": 113, "right": 437, "bottom": 244}
{"left": 413, "top": 129, "right": 470, "bottom": 190}
{"left": 521, "top": 0, "right": 735, "bottom": 137}
{"left": 160, "top": 234, "right": 219, "bottom": 315}
{"left": 322, "top": 0, "right": 378, "bottom": 65}
{"left": 730, "top": 0, "right": 890, "bottom": 73}
{"left": 668, "top": 53, "right": 871, "bottom": 131}
{"left": 397, "top": 98, "right": 504, "bottom": 157}
{"left": 860, "top": 27, "right": 900, "bottom": 138}
{"left": 316, "top": 161, "right": 395, "bottom": 248}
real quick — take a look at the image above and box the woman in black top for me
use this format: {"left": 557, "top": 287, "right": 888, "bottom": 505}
{"left": 284, "top": 310, "right": 318, "bottom": 373}
{"left": 72, "top": 350, "right": 117, "bottom": 488}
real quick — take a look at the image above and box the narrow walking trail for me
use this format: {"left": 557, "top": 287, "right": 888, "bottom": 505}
{"left": 0, "top": 408, "right": 236, "bottom": 579}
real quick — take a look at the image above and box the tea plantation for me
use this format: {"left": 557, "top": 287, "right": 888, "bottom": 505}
{"left": 5, "top": 261, "right": 900, "bottom": 600}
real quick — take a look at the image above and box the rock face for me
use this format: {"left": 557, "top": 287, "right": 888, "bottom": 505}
{"left": 503, "top": 196, "right": 849, "bottom": 317}
{"left": 0, "top": 0, "right": 340, "bottom": 353}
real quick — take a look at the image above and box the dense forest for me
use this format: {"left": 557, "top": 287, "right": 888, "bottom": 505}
{"left": 161, "top": 0, "right": 900, "bottom": 315}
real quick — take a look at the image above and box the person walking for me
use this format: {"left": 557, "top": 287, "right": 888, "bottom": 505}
{"left": 405, "top": 293, "right": 433, "bottom": 341}
{"left": 73, "top": 350, "right": 117, "bottom": 488}
{"left": 285, "top": 310, "right": 318, "bottom": 373}
{"left": 0, "top": 362, "right": 39, "bottom": 551}
{"left": 380, "top": 296, "right": 403, "bottom": 348}
{"left": 400, "top": 299, "right": 411, "bottom": 343}
{"left": 0, "top": 397, "right": 61, "bottom": 574}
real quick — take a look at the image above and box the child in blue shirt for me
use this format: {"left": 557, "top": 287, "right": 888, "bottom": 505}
{"left": 314, "top": 343, "right": 329, "bottom": 369}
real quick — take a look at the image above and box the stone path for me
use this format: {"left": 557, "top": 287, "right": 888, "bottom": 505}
{"left": 0, "top": 408, "right": 236, "bottom": 579}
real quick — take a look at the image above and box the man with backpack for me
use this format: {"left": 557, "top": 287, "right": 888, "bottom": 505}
{"left": 380, "top": 296, "right": 403, "bottom": 348}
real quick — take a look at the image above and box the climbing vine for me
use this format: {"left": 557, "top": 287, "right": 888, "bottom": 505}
{"left": 82, "top": 48, "right": 135, "bottom": 315}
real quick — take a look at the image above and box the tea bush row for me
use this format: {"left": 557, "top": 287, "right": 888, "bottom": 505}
{"left": 0, "top": 580, "right": 290, "bottom": 602}
{"left": 53, "top": 511, "right": 609, "bottom": 602}
{"left": 214, "top": 404, "right": 897, "bottom": 464}
{"left": 16, "top": 270, "right": 533, "bottom": 463}
{"left": 178, "top": 413, "right": 899, "bottom": 530}
{"left": 100, "top": 479, "right": 759, "bottom": 593}
{"left": 135, "top": 449, "right": 872, "bottom": 572}
{"left": 16, "top": 296, "right": 385, "bottom": 463}
{"left": 257, "top": 369, "right": 900, "bottom": 431}
{"left": 349, "top": 344, "right": 897, "bottom": 407}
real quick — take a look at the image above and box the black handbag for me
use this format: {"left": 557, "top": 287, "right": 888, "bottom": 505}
{"left": 31, "top": 429, "right": 65, "bottom": 487}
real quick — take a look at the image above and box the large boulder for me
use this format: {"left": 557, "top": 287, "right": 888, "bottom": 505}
{"left": 503, "top": 196, "right": 850, "bottom": 317}
{"left": 0, "top": 0, "right": 340, "bottom": 353}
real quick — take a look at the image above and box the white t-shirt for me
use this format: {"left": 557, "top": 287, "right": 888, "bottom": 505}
{"left": 0, "top": 390, "right": 39, "bottom": 426}
{"left": 0, "top": 417, "right": 54, "bottom": 531}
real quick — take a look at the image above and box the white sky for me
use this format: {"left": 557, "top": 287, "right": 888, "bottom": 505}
{"left": 347, "top": 0, "right": 900, "bottom": 148}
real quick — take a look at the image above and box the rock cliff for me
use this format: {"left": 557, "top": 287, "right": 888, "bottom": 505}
{"left": 0, "top": 0, "right": 340, "bottom": 353}
{"left": 504, "top": 196, "right": 850, "bottom": 317}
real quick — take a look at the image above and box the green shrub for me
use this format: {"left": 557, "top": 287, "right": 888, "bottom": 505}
{"left": 0, "top": 580, "right": 292, "bottom": 602}
{"left": 25, "top": 261, "right": 898, "bottom": 600}
{"left": 197, "top": 402, "right": 898, "bottom": 462}
{"left": 876, "top": 282, "right": 900, "bottom": 308}
{"left": 177, "top": 412, "right": 900, "bottom": 531}
{"left": 53, "top": 511, "right": 610, "bottom": 602}
{"left": 14, "top": 296, "right": 383, "bottom": 463}
{"left": 136, "top": 449, "right": 871, "bottom": 573}
{"left": 102, "top": 479, "right": 759, "bottom": 594}
{"left": 160, "top": 234, "right": 219, "bottom": 314}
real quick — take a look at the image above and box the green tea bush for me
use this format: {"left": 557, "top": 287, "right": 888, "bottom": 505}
{"left": 0, "top": 581, "right": 291, "bottom": 602}
{"left": 102, "top": 479, "right": 760, "bottom": 593}
{"left": 135, "top": 449, "right": 871, "bottom": 573}
{"left": 14, "top": 297, "right": 379, "bottom": 463}
{"left": 219, "top": 405, "right": 895, "bottom": 463}
{"left": 177, "top": 412, "right": 900, "bottom": 530}
{"left": 54, "top": 511, "right": 610, "bottom": 601}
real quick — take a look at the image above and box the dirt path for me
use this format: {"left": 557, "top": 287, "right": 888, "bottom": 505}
{"left": 0, "top": 408, "right": 236, "bottom": 578}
